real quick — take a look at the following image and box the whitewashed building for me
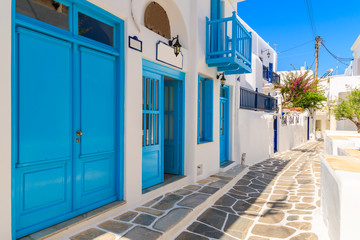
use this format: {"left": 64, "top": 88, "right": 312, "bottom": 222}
{"left": 0, "top": 0, "right": 310, "bottom": 239}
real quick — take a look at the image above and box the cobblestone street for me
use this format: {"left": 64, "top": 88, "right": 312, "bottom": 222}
{"left": 176, "top": 141, "right": 327, "bottom": 240}
{"left": 66, "top": 141, "right": 328, "bottom": 240}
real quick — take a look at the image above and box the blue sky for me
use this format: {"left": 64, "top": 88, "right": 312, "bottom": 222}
{"left": 237, "top": 0, "right": 359, "bottom": 76}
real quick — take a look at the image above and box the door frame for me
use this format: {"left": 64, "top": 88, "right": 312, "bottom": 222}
{"left": 11, "top": 0, "right": 125, "bottom": 238}
{"left": 142, "top": 59, "right": 185, "bottom": 178}
{"left": 220, "top": 85, "right": 229, "bottom": 164}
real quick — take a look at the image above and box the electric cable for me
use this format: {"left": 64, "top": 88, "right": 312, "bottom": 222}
{"left": 278, "top": 40, "right": 314, "bottom": 54}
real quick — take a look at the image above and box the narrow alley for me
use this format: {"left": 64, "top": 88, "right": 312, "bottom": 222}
{"left": 176, "top": 141, "right": 325, "bottom": 240}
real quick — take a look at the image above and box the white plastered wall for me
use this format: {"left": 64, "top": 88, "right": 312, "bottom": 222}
{"left": 0, "top": 0, "right": 12, "bottom": 238}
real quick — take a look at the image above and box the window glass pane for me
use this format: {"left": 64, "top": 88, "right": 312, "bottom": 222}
{"left": 146, "top": 114, "right": 149, "bottom": 146}
{"left": 170, "top": 115, "right": 174, "bottom": 140}
{"left": 150, "top": 78, "right": 154, "bottom": 110}
{"left": 165, "top": 87, "right": 169, "bottom": 112}
{"left": 146, "top": 78, "right": 149, "bottom": 110}
{"left": 16, "top": 0, "right": 69, "bottom": 30}
{"left": 170, "top": 86, "right": 174, "bottom": 112}
{"left": 150, "top": 114, "right": 153, "bottom": 145}
{"left": 155, "top": 80, "right": 159, "bottom": 110}
{"left": 221, "top": 120, "right": 224, "bottom": 135}
{"left": 165, "top": 115, "right": 169, "bottom": 140}
{"left": 78, "top": 12, "right": 114, "bottom": 46}
{"left": 155, "top": 114, "right": 158, "bottom": 144}
{"left": 142, "top": 77, "right": 145, "bottom": 110}
{"left": 220, "top": 88, "right": 225, "bottom": 98}
{"left": 142, "top": 113, "right": 144, "bottom": 146}
{"left": 221, "top": 102, "right": 224, "bottom": 118}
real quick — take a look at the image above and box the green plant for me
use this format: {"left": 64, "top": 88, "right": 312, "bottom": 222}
{"left": 277, "top": 70, "right": 327, "bottom": 114}
{"left": 334, "top": 88, "right": 360, "bottom": 133}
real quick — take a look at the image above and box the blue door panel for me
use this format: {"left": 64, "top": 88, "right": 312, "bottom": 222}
{"left": 16, "top": 161, "right": 72, "bottom": 230}
{"left": 79, "top": 47, "right": 116, "bottom": 155}
{"left": 75, "top": 47, "right": 116, "bottom": 209}
{"left": 220, "top": 86, "right": 229, "bottom": 163}
{"left": 18, "top": 28, "right": 72, "bottom": 165}
{"left": 164, "top": 81, "right": 180, "bottom": 175}
{"left": 16, "top": 29, "right": 72, "bottom": 231}
{"left": 142, "top": 71, "right": 163, "bottom": 189}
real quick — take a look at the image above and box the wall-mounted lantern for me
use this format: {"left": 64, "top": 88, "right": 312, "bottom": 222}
{"left": 217, "top": 72, "right": 226, "bottom": 86}
{"left": 169, "top": 35, "right": 182, "bottom": 57}
{"left": 261, "top": 49, "right": 271, "bottom": 58}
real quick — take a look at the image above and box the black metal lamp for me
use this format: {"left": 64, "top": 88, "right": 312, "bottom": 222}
{"left": 169, "top": 35, "right": 182, "bottom": 57}
{"left": 261, "top": 49, "right": 271, "bottom": 58}
{"left": 217, "top": 72, "right": 226, "bottom": 86}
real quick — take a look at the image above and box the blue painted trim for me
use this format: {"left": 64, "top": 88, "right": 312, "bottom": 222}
{"left": 155, "top": 41, "right": 183, "bottom": 70}
{"left": 143, "top": 59, "right": 185, "bottom": 80}
{"left": 142, "top": 59, "right": 185, "bottom": 177}
{"left": 128, "top": 36, "right": 142, "bottom": 52}
{"left": 197, "top": 76, "right": 214, "bottom": 144}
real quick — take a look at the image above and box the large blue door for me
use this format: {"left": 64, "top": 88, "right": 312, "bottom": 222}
{"left": 142, "top": 71, "right": 163, "bottom": 189}
{"left": 220, "top": 86, "right": 229, "bottom": 164}
{"left": 75, "top": 47, "right": 116, "bottom": 209}
{"left": 164, "top": 80, "right": 180, "bottom": 175}
{"left": 15, "top": 29, "right": 118, "bottom": 236}
{"left": 16, "top": 28, "right": 73, "bottom": 233}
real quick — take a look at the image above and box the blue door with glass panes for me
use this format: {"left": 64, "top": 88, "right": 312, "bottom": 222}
{"left": 164, "top": 80, "right": 180, "bottom": 175}
{"left": 142, "top": 71, "right": 163, "bottom": 189}
{"left": 14, "top": 0, "right": 123, "bottom": 237}
{"left": 220, "top": 86, "right": 229, "bottom": 163}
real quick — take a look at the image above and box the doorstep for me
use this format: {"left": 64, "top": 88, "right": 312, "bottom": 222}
{"left": 61, "top": 165, "right": 248, "bottom": 240}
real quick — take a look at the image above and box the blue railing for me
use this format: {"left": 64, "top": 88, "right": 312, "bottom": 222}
{"left": 240, "top": 87, "right": 277, "bottom": 112}
{"left": 206, "top": 11, "right": 252, "bottom": 73}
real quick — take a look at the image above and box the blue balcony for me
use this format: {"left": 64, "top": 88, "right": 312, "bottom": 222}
{"left": 206, "top": 11, "right": 252, "bottom": 75}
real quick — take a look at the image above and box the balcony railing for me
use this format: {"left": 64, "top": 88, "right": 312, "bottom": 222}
{"left": 263, "top": 65, "right": 281, "bottom": 84}
{"left": 240, "top": 87, "right": 277, "bottom": 112}
{"left": 206, "top": 11, "right": 252, "bottom": 75}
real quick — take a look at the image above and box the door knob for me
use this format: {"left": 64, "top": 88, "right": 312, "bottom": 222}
{"left": 76, "top": 130, "right": 83, "bottom": 136}
{"left": 76, "top": 138, "right": 80, "bottom": 143}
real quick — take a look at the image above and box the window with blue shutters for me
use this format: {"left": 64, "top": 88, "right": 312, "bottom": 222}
{"left": 198, "top": 76, "right": 213, "bottom": 143}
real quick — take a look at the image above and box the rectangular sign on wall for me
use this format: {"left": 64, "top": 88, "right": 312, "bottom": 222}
{"left": 156, "top": 41, "right": 183, "bottom": 69}
{"left": 129, "top": 36, "right": 142, "bottom": 52}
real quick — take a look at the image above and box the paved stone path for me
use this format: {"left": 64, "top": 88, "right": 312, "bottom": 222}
{"left": 176, "top": 141, "right": 325, "bottom": 240}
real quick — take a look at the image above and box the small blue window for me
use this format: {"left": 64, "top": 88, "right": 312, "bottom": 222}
{"left": 78, "top": 12, "right": 114, "bottom": 46}
{"left": 198, "top": 76, "right": 213, "bottom": 143}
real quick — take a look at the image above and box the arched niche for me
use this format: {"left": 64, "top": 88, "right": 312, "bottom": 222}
{"left": 144, "top": 2, "right": 171, "bottom": 39}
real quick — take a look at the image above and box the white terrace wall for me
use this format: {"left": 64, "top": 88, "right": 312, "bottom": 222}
{"left": 278, "top": 115, "right": 308, "bottom": 152}
{"left": 236, "top": 110, "right": 309, "bottom": 166}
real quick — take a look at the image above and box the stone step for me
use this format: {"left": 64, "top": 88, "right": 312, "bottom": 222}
{"left": 67, "top": 165, "right": 248, "bottom": 240}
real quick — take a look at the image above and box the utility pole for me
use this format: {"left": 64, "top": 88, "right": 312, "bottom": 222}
{"left": 314, "top": 36, "right": 321, "bottom": 80}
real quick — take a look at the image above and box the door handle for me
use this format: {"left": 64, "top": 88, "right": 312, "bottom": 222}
{"left": 76, "top": 130, "right": 83, "bottom": 136}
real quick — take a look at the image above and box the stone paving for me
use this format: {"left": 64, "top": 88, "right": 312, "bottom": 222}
{"left": 68, "top": 166, "right": 247, "bottom": 240}
{"left": 176, "top": 141, "right": 324, "bottom": 240}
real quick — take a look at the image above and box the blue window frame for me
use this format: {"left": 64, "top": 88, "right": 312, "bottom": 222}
{"left": 198, "top": 76, "right": 213, "bottom": 143}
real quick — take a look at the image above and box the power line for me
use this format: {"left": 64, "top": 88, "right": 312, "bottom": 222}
{"left": 304, "top": 0, "right": 317, "bottom": 37}
{"left": 320, "top": 41, "right": 353, "bottom": 66}
{"left": 278, "top": 40, "right": 313, "bottom": 54}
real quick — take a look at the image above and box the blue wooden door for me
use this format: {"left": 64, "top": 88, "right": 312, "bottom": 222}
{"left": 15, "top": 28, "right": 118, "bottom": 236}
{"left": 74, "top": 46, "right": 117, "bottom": 209}
{"left": 274, "top": 116, "right": 278, "bottom": 152}
{"left": 142, "top": 71, "right": 163, "bottom": 189}
{"left": 164, "top": 81, "right": 180, "bottom": 174}
{"left": 15, "top": 28, "right": 73, "bottom": 234}
{"left": 307, "top": 117, "right": 310, "bottom": 140}
{"left": 220, "top": 86, "right": 229, "bottom": 163}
